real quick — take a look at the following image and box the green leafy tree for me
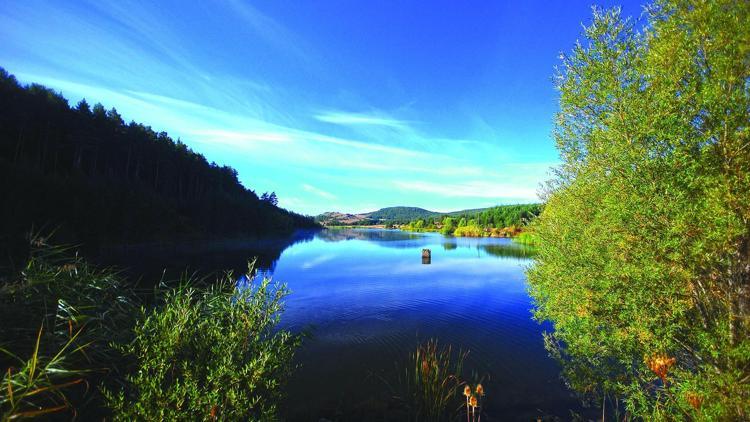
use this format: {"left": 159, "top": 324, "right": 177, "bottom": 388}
{"left": 441, "top": 217, "right": 456, "bottom": 235}
{"left": 528, "top": 1, "right": 750, "bottom": 419}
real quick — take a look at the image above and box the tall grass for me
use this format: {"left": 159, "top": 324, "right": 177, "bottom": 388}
{"left": 513, "top": 231, "right": 539, "bottom": 246}
{"left": 0, "top": 239, "right": 137, "bottom": 419}
{"left": 394, "top": 339, "right": 467, "bottom": 421}
{"left": 1, "top": 326, "right": 88, "bottom": 420}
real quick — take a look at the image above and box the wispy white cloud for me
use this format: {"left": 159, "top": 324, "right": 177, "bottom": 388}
{"left": 314, "top": 111, "right": 412, "bottom": 129}
{"left": 13, "top": 72, "right": 549, "bottom": 216}
{"left": 392, "top": 180, "right": 539, "bottom": 200}
{"left": 302, "top": 183, "right": 337, "bottom": 200}
{"left": 224, "top": 0, "right": 315, "bottom": 64}
{"left": 2, "top": 0, "right": 560, "bottom": 216}
{"left": 191, "top": 129, "right": 292, "bottom": 144}
{"left": 187, "top": 127, "right": 432, "bottom": 159}
{"left": 304, "top": 133, "right": 427, "bottom": 157}
{"left": 312, "top": 108, "right": 509, "bottom": 167}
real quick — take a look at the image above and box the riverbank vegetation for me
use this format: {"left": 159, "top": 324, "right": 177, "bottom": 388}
{"left": 0, "top": 69, "right": 317, "bottom": 264}
{"left": 376, "top": 339, "right": 490, "bottom": 422}
{"left": 512, "top": 231, "right": 539, "bottom": 246}
{"left": 394, "top": 340, "right": 467, "bottom": 422}
{"left": 0, "top": 239, "right": 299, "bottom": 420}
{"left": 402, "top": 204, "right": 541, "bottom": 238}
{"left": 528, "top": 1, "right": 749, "bottom": 419}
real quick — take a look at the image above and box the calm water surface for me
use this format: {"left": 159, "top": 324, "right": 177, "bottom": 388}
{"left": 105, "top": 228, "right": 581, "bottom": 420}
{"left": 246, "top": 228, "right": 582, "bottom": 421}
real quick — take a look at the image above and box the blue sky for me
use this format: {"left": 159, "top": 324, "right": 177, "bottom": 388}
{"left": 1, "top": 0, "right": 643, "bottom": 215}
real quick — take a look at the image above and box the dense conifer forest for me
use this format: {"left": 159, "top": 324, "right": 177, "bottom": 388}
{"left": 0, "top": 68, "right": 317, "bottom": 261}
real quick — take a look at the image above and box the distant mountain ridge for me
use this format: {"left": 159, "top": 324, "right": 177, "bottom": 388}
{"left": 316, "top": 205, "right": 537, "bottom": 226}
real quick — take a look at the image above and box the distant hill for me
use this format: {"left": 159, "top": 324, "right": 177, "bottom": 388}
{"left": 316, "top": 207, "right": 439, "bottom": 226}
{"left": 315, "top": 212, "right": 371, "bottom": 226}
{"left": 368, "top": 207, "right": 440, "bottom": 222}
{"left": 316, "top": 205, "right": 540, "bottom": 226}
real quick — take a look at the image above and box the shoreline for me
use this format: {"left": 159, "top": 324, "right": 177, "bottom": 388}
{"left": 322, "top": 225, "right": 536, "bottom": 243}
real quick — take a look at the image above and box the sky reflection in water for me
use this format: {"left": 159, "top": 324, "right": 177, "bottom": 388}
{"left": 250, "top": 229, "right": 577, "bottom": 420}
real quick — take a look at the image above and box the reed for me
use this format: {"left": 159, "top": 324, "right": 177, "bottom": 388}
{"left": 513, "top": 231, "right": 539, "bottom": 246}
{"left": 0, "top": 237, "right": 137, "bottom": 419}
{"left": 395, "top": 339, "right": 467, "bottom": 421}
{"left": 1, "top": 326, "right": 88, "bottom": 420}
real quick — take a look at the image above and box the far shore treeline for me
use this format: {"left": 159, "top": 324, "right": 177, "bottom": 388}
{"left": 316, "top": 204, "right": 541, "bottom": 238}
{"left": 0, "top": 68, "right": 318, "bottom": 263}
{"left": 402, "top": 203, "right": 540, "bottom": 237}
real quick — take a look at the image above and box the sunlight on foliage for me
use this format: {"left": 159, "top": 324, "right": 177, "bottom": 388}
{"left": 529, "top": 1, "right": 750, "bottom": 419}
{"left": 104, "top": 273, "right": 301, "bottom": 421}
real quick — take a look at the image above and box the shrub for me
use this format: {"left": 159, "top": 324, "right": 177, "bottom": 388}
{"left": 452, "top": 225, "right": 483, "bottom": 237}
{"left": 1, "top": 240, "right": 301, "bottom": 420}
{"left": 440, "top": 218, "right": 456, "bottom": 235}
{"left": 105, "top": 274, "right": 301, "bottom": 421}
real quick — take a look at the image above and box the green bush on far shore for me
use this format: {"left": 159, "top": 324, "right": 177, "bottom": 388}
{"left": 452, "top": 225, "right": 483, "bottom": 237}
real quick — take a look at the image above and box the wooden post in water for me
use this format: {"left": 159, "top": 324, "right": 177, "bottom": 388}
{"left": 422, "top": 248, "right": 431, "bottom": 265}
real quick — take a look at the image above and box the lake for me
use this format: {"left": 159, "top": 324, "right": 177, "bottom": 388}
{"left": 102, "top": 227, "right": 582, "bottom": 420}
{"left": 250, "top": 228, "right": 581, "bottom": 421}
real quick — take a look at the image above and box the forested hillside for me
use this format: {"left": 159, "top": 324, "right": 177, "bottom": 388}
{"left": 443, "top": 204, "right": 541, "bottom": 228}
{"left": 403, "top": 203, "right": 542, "bottom": 236}
{"left": 367, "top": 207, "right": 439, "bottom": 223}
{"left": 0, "top": 68, "right": 317, "bottom": 254}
